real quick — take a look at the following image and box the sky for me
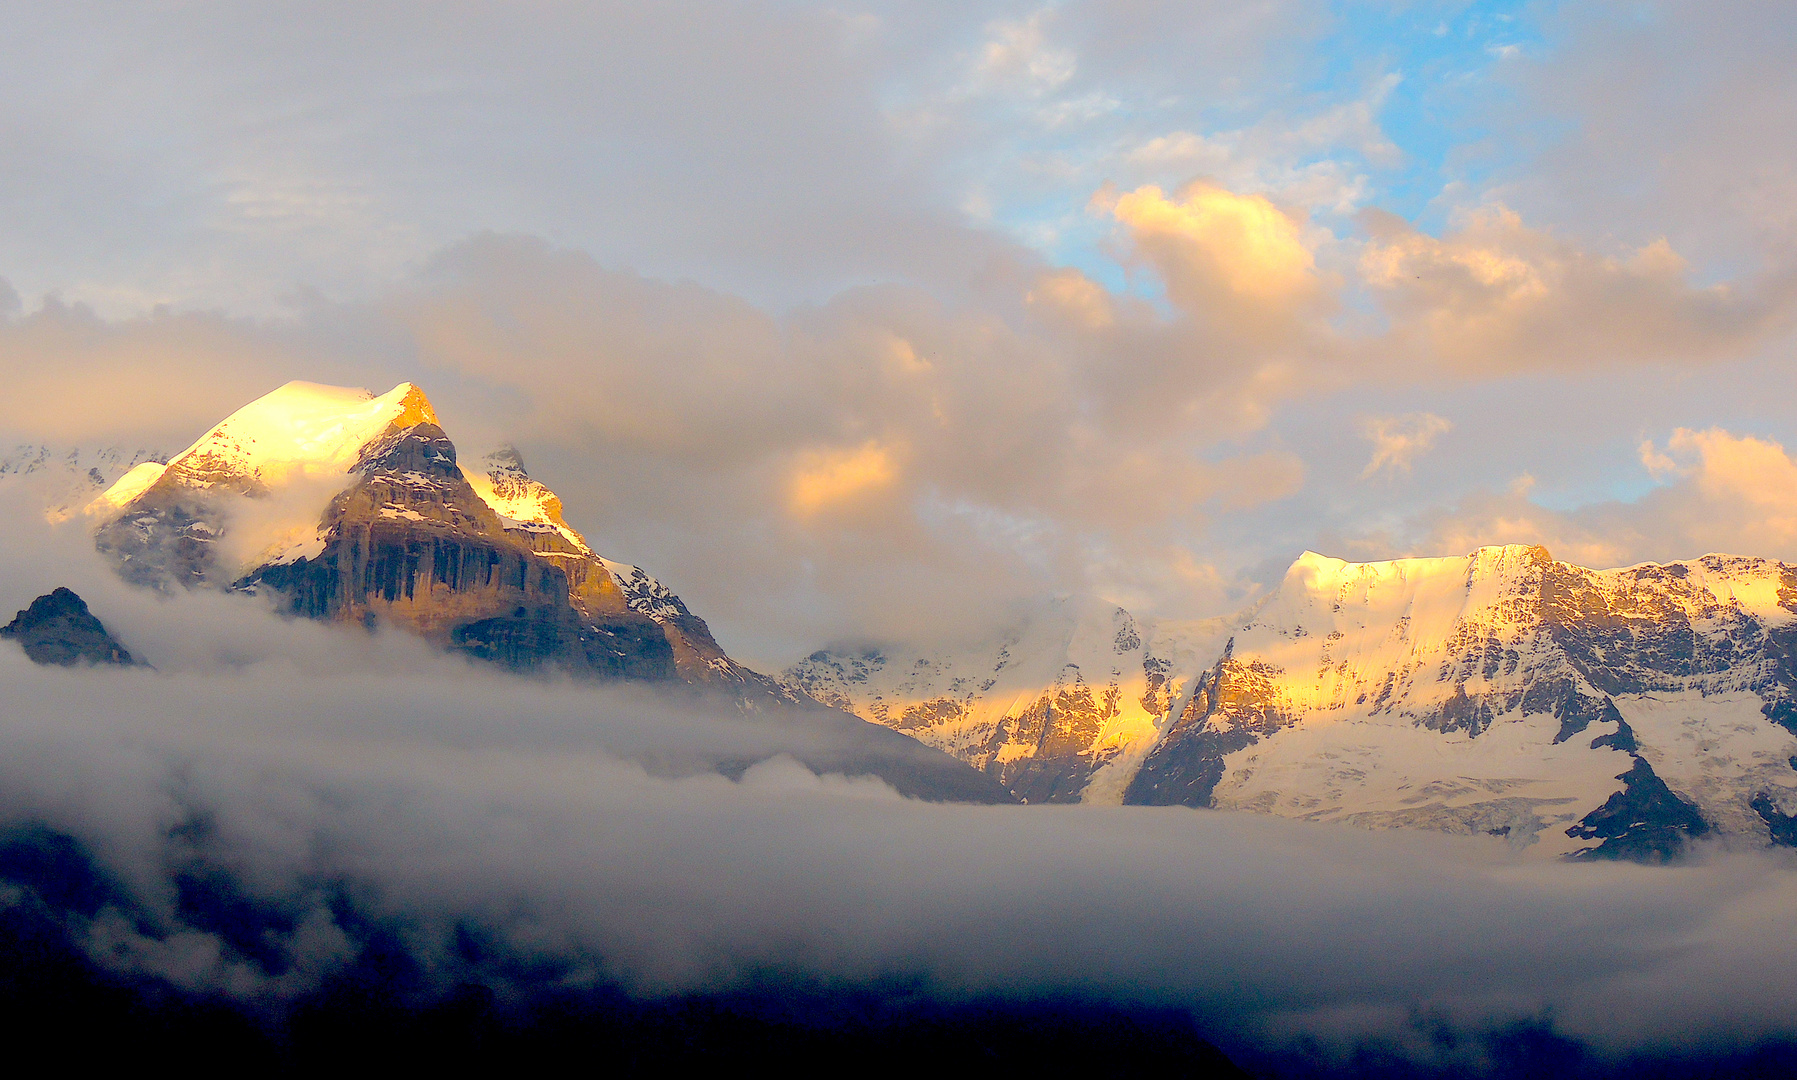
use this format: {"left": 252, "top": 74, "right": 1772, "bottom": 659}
{"left": 4, "top": 1, "right": 1797, "bottom": 668}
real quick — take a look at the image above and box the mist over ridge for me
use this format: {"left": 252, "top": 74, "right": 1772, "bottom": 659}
{"left": 7, "top": 2, "right": 1797, "bottom": 1072}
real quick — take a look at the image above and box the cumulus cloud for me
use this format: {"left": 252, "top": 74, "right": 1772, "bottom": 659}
{"left": 1102, "top": 181, "right": 1330, "bottom": 337}
{"left": 1360, "top": 206, "right": 1787, "bottom": 373}
{"left": 1363, "top": 427, "right": 1797, "bottom": 570}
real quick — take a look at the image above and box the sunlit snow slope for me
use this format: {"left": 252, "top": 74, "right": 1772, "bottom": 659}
{"left": 794, "top": 545, "right": 1797, "bottom": 859}
{"left": 784, "top": 599, "right": 1229, "bottom": 805}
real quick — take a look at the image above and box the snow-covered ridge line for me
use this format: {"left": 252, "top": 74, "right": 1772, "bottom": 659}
{"left": 1, "top": 444, "right": 168, "bottom": 523}
{"left": 792, "top": 543, "right": 1797, "bottom": 859}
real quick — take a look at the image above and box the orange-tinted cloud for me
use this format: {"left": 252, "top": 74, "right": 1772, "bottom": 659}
{"left": 1360, "top": 206, "right": 1786, "bottom": 372}
{"left": 1102, "top": 182, "right": 1326, "bottom": 334}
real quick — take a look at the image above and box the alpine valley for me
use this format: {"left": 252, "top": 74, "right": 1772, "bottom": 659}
{"left": 16, "top": 380, "right": 1797, "bottom": 861}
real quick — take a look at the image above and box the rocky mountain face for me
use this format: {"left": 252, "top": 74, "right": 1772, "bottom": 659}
{"left": 783, "top": 599, "right": 1227, "bottom": 804}
{"left": 2, "top": 588, "right": 139, "bottom": 667}
{"left": 86, "top": 382, "right": 793, "bottom": 705}
{"left": 792, "top": 546, "right": 1797, "bottom": 859}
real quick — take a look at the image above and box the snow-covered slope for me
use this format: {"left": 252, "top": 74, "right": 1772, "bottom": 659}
{"left": 90, "top": 382, "right": 436, "bottom": 580}
{"left": 1130, "top": 545, "right": 1797, "bottom": 858}
{"left": 793, "top": 545, "right": 1797, "bottom": 859}
{"left": 0, "top": 444, "right": 166, "bottom": 522}
{"left": 783, "top": 598, "right": 1230, "bottom": 804}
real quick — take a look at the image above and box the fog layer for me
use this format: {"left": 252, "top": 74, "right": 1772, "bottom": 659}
{"left": 4, "top": 506, "right": 1797, "bottom": 1069}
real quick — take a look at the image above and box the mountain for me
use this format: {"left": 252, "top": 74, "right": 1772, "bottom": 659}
{"left": 80, "top": 380, "right": 1012, "bottom": 803}
{"left": 1, "top": 588, "right": 140, "bottom": 667}
{"left": 792, "top": 545, "right": 1797, "bottom": 859}
{"left": 88, "top": 382, "right": 781, "bottom": 693}
{"left": 783, "top": 597, "right": 1227, "bottom": 805}
{"left": 0, "top": 444, "right": 166, "bottom": 522}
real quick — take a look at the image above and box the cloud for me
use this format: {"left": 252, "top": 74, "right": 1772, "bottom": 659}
{"left": 1360, "top": 206, "right": 1787, "bottom": 373}
{"left": 0, "top": 2, "right": 1012, "bottom": 316}
{"left": 1360, "top": 412, "right": 1452, "bottom": 479}
{"left": 1122, "top": 73, "right": 1401, "bottom": 217}
{"left": 1104, "top": 181, "right": 1327, "bottom": 333}
{"left": 1367, "top": 427, "right": 1797, "bottom": 570}
{"left": 0, "top": 299, "right": 374, "bottom": 450}
{"left": 1499, "top": 3, "right": 1797, "bottom": 283}
{"left": 977, "top": 10, "right": 1076, "bottom": 93}
{"left": 7, "top": 518, "right": 1797, "bottom": 1072}
{"left": 789, "top": 440, "right": 902, "bottom": 516}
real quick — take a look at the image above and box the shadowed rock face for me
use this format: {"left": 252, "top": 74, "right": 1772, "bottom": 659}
{"left": 240, "top": 423, "right": 681, "bottom": 682}
{"left": 83, "top": 384, "right": 1014, "bottom": 805}
{"left": 1, "top": 588, "right": 138, "bottom": 667}
{"left": 1567, "top": 757, "right": 1710, "bottom": 863}
{"left": 978, "top": 671, "right": 1123, "bottom": 804}
{"left": 1123, "top": 649, "right": 1285, "bottom": 808}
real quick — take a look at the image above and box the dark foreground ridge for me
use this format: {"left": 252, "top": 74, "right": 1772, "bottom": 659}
{"left": 0, "top": 587, "right": 138, "bottom": 667}
{"left": 0, "top": 821, "right": 1241, "bottom": 1074}
{"left": 3, "top": 821, "right": 1797, "bottom": 1079}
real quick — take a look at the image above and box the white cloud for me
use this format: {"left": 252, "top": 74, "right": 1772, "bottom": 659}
{"left": 1383, "top": 427, "right": 1797, "bottom": 569}
{"left": 977, "top": 10, "right": 1076, "bottom": 93}
{"left": 1359, "top": 205, "right": 1789, "bottom": 373}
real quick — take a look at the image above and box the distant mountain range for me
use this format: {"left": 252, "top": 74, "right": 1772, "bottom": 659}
{"left": 11, "top": 381, "right": 1797, "bottom": 859}
{"left": 789, "top": 546, "right": 1797, "bottom": 860}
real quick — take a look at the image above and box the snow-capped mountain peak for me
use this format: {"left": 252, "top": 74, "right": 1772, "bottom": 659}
{"left": 153, "top": 380, "right": 435, "bottom": 494}
{"left": 792, "top": 545, "right": 1797, "bottom": 859}
{"left": 80, "top": 380, "right": 801, "bottom": 706}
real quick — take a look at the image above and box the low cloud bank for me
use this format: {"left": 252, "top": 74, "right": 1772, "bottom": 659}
{"left": 6, "top": 628, "right": 1797, "bottom": 1068}
{"left": 7, "top": 494, "right": 1797, "bottom": 1074}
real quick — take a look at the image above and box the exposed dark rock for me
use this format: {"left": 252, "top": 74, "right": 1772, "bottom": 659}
{"left": 1590, "top": 713, "right": 1638, "bottom": 753}
{"left": 1424, "top": 680, "right": 1497, "bottom": 737}
{"left": 1750, "top": 792, "right": 1797, "bottom": 848}
{"left": 238, "top": 423, "right": 680, "bottom": 682}
{"left": 1, "top": 588, "right": 139, "bottom": 667}
{"left": 1124, "top": 653, "right": 1290, "bottom": 807}
{"left": 1566, "top": 757, "right": 1709, "bottom": 863}
{"left": 983, "top": 670, "right": 1122, "bottom": 804}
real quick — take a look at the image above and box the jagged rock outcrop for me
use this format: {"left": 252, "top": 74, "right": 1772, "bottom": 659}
{"left": 1565, "top": 757, "right": 1710, "bottom": 862}
{"left": 1, "top": 588, "right": 139, "bottom": 667}
{"left": 1117, "top": 545, "right": 1797, "bottom": 859}
{"left": 783, "top": 601, "right": 1225, "bottom": 804}
{"left": 241, "top": 421, "right": 681, "bottom": 681}
{"left": 87, "top": 381, "right": 790, "bottom": 696}
{"left": 795, "top": 545, "right": 1797, "bottom": 858}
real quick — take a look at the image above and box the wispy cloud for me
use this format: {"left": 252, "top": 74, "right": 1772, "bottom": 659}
{"left": 1360, "top": 413, "right": 1453, "bottom": 479}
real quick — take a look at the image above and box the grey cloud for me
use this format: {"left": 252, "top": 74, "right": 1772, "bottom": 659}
{"left": 0, "top": 1, "right": 1018, "bottom": 315}
{"left": 1499, "top": 2, "right": 1797, "bottom": 277}
{"left": 8, "top": 567, "right": 1797, "bottom": 1070}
